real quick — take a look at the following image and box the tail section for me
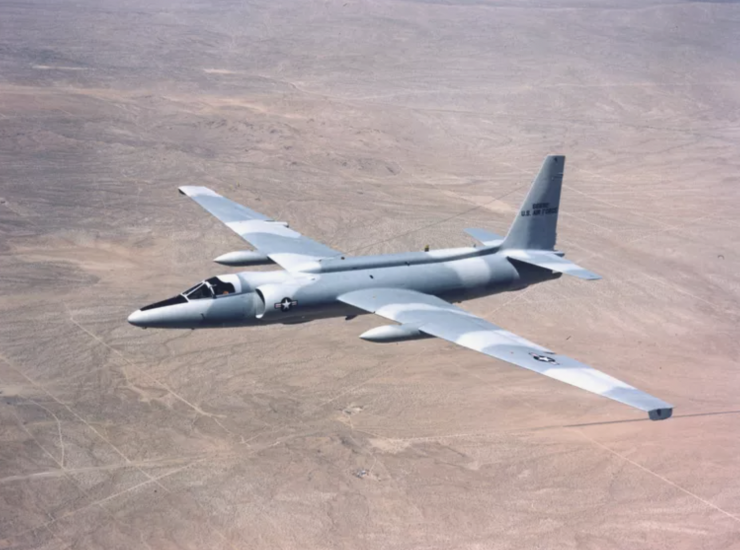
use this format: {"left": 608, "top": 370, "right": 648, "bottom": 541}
{"left": 464, "top": 228, "right": 504, "bottom": 247}
{"left": 501, "top": 155, "right": 564, "bottom": 251}
{"left": 500, "top": 155, "right": 600, "bottom": 281}
{"left": 506, "top": 250, "right": 601, "bottom": 280}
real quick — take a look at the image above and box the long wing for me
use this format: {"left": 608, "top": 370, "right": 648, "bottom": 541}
{"left": 179, "top": 186, "right": 343, "bottom": 271}
{"left": 338, "top": 288, "right": 672, "bottom": 420}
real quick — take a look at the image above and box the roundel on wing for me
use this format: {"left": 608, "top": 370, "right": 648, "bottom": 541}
{"left": 529, "top": 352, "right": 558, "bottom": 365}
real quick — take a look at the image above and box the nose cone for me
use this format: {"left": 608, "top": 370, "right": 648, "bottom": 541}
{"left": 127, "top": 294, "right": 197, "bottom": 329}
{"left": 127, "top": 305, "right": 193, "bottom": 329}
{"left": 127, "top": 296, "right": 210, "bottom": 329}
{"left": 128, "top": 292, "right": 257, "bottom": 329}
{"left": 128, "top": 309, "right": 146, "bottom": 327}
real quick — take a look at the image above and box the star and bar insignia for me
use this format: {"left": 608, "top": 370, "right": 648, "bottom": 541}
{"left": 275, "top": 297, "right": 298, "bottom": 311}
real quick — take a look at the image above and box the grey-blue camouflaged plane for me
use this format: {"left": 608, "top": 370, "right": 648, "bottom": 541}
{"left": 128, "top": 156, "right": 673, "bottom": 420}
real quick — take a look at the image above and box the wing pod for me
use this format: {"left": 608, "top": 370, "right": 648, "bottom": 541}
{"left": 214, "top": 250, "right": 274, "bottom": 267}
{"left": 360, "top": 324, "right": 433, "bottom": 343}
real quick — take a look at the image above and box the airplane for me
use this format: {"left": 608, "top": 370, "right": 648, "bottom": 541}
{"left": 128, "top": 155, "right": 673, "bottom": 420}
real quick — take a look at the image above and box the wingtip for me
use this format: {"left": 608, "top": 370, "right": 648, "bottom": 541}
{"left": 648, "top": 407, "right": 673, "bottom": 421}
{"left": 178, "top": 186, "right": 220, "bottom": 198}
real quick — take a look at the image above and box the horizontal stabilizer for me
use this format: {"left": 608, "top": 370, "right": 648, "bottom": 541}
{"left": 464, "top": 228, "right": 504, "bottom": 246}
{"left": 507, "top": 250, "right": 600, "bottom": 280}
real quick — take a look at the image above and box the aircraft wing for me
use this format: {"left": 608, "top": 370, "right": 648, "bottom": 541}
{"left": 179, "top": 186, "right": 343, "bottom": 271}
{"left": 338, "top": 288, "right": 672, "bottom": 420}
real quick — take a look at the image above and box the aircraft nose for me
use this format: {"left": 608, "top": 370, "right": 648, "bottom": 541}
{"left": 127, "top": 309, "right": 146, "bottom": 327}
{"left": 126, "top": 299, "right": 205, "bottom": 329}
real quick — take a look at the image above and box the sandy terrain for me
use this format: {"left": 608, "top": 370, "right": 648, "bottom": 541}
{"left": 1, "top": 0, "right": 740, "bottom": 548}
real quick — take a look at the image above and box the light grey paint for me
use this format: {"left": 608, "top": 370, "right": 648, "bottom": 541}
{"left": 129, "top": 156, "right": 673, "bottom": 420}
{"left": 464, "top": 227, "right": 504, "bottom": 247}
{"left": 213, "top": 250, "right": 273, "bottom": 267}
{"left": 501, "top": 155, "right": 564, "bottom": 251}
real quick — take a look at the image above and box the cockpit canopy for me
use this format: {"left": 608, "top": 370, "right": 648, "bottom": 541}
{"left": 183, "top": 276, "right": 239, "bottom": 300}
{"left": 183, "top": 282, "right": 211, "bottom": 300}
{"left": 140, "top": 275, "right": 242, "bottom": 312}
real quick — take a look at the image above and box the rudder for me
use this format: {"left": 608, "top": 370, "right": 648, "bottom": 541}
{"left": 502, "top": 155, "right": 564, "bottom": 251}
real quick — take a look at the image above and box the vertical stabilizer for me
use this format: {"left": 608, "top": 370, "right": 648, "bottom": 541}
{"left": 502, "top": 155, "right": 564, "bottom": 251}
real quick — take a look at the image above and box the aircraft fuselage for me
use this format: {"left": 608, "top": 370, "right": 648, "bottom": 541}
{"left": 127, "top": 247, "right": 559, "bottom": 329}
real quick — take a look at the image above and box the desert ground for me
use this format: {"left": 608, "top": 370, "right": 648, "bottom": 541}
{"left": 1, "top": 0, "right": 740, "bottom": 548}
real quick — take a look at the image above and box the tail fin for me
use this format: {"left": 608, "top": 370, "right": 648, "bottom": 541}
{"left": 501, "top": 155, "right": 564, "bottom": 251}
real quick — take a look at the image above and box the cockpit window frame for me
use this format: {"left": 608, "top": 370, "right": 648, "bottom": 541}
{"left": 184, "top": 282, "right": 214, "bottom": 301}
{"left": 207, "top": 276, "right": 236, "bottom": 297}
{"left": 181, "top": 276, "right": 239, "bottom": 302}
{"left": 182, "top": 283, "right": 202, "bottom": 296}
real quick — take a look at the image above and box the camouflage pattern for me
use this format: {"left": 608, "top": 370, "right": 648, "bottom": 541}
{"left": 179, "top": 186, "right": 343, "bottom": 271}
{"left": 129, "top": 156, "right": 673, "bottom": 420}
{"left": 338, "top": 288, "right": 671, "bottom": 419}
